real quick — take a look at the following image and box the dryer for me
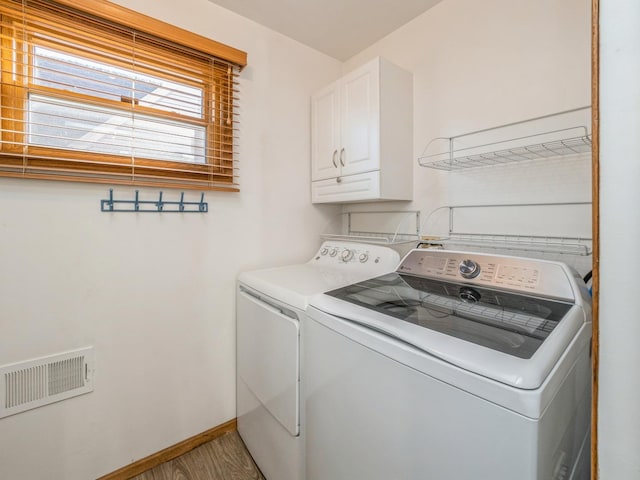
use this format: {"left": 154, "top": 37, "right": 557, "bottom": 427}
{"left": 236, "top": 241, "right": 400, "bottom": 480}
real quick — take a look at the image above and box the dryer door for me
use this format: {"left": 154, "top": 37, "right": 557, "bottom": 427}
{"left": 237, "top": 286, "right": 299, "bottom": 436}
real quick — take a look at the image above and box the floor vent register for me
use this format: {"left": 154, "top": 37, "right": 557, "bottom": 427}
{"left": 0, "top": 347, "right": 94, "bottom": 418}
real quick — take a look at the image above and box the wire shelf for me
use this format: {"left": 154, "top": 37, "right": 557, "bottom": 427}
{"left": 421, "top": 202, "right": 593, "bottom": 258}
{"left": 321, "top": 210, "right": 421, "bottom": 247}
{"left": 419, "top": 133, "right": 591, "bottom": 170}
{"left": 322, "top": 232, "right": 419, "bottom": 245}
{"left": 418, "top": 107, "right": 592, "bottom": 171}
{"left": 421, "top": 233, "right": 592, "bottom": 256}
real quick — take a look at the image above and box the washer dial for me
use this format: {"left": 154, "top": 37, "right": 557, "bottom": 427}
{"left": 459, "top": 259, "right": 481, "bottom": 279}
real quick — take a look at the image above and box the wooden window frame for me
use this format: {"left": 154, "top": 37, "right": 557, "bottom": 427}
{"left": 0, "top": 0, "right": 246, "bottom": 191}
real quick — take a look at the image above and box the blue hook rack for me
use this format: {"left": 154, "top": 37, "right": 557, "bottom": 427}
{"left": 101, "top": 189, "right": 208, "bottom": 213}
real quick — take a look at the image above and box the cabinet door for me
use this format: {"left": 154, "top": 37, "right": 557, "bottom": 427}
{"left": 340, "top": 60, "right": 380, "bottom": 176}
{"left": 311, "top": 82, "right": 341, "bottom": 181}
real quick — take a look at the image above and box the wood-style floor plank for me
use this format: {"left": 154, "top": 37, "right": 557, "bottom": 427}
{"left": 135, "top": 460, "right": 172, "bottom": 480}
{"left": 174, "top": 442, "right": 222, "bottom": 480}
{"left": 207, "top": 431, "right": 264, "bottom": 480}
{"left": 130, "top": 431, "right": 264, "bottom": 480}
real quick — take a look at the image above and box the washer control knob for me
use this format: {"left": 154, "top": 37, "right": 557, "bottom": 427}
{"left": 459, "top": 259, "right": 480, "bottom": 279}
{"left": 320, "top": 247, "right": 329, "bottom": 256}
{"left": 341, "top": 249, "right": 354, "bottom": 262}
{"left": 329, "top": 248, "right": 338, "bottom": 257}
{"left": 359, "top": 253, "right": 369, "bottom": 263}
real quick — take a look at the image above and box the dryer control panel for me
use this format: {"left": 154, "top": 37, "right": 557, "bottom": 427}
{"left": 312, "top": 241, "right": 400, "bottom": 271}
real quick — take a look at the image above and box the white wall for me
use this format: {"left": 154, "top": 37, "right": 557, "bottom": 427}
{"left": 340, "top": 0, "right": 592, "bottom": 272}
{"left": 0, "top": 0, "right": 604, "bottom": 478}
{"left": 599, "top": 1, "right": 640, "bottom": 478}
{"left": 0, "top": 0, "right": 341, "bottom": 478}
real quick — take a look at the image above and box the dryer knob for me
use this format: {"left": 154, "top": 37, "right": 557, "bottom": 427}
{"left": 341, "top": 249, "right": 354, "bottom": 262}
{"left": 359, "top": 253, "right": 369, "bottom": 263}
{"left": 329, "top": 248, "right": 338, "bottom": 257}
{"left": 320, "top": 247, "right": 329, "bottom": 256}
{"left": 459, "top": 259, "right": 480, "bottom": 279}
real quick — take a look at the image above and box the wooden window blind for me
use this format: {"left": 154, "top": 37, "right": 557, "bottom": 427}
{"left": 0, "top": 0, "right": 246, "bottom": 191}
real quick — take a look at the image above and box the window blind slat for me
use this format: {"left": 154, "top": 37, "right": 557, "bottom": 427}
{"left": 50, "top": 0, "right": 247, "bottom": 66}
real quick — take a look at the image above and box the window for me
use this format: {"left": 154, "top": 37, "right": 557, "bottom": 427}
{"left": 0, "top": 0, "right": 246, "bottom": 190}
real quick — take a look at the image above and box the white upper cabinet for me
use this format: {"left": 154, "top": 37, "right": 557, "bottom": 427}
{"left": 311, "top": 57, "right": 413, "bottom": 203}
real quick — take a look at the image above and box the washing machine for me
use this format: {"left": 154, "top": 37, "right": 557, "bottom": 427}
{"left": 236, "top": 241, "right": 401, "bottom": 480}
{"left": 304, "top": 248, "right": 592, "bottom": 480}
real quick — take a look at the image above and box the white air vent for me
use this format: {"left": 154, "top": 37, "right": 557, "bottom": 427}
{"left": 0, "top": 347, "right": 94, "bottom": 419}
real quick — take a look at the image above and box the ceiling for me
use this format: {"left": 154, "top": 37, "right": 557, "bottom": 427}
{"left": 207, "top": 0, "right": 443, "bottom": 61}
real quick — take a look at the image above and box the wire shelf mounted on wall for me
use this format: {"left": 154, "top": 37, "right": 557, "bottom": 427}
{"left": 321, "top": 210, "right": 421, "bottom": 256}
{"left": 420, "top": 202, "right": 593, "bottom": 257}
{"left": 100, "top": 189, "right": 208, "bottom": 213}
{"left": 422, "top": 233, "right": 592, "bottom": 256}
{"left": 418, "top": 107, "right": 592, "bottom": 171}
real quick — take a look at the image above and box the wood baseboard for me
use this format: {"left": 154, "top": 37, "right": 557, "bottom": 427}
{"left": 97, "top": 418, "right": 237, "bottom": 480}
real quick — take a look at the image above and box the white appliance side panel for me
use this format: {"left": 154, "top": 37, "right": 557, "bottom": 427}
{"left": 536, "top": 341, "right": 592, "bottom": 480}
{"left": 379, "top": 57, "right": 413, "bottom": 201}
{"left": 237, "top": 378, "right": 303, "bottom": 480}
{"left": 237, "top": 290, "right": 299, "bottom": 436}
{"left": 311, "top": 170, "right": 380, "bottom": 204}
{"left": 304, "top": 315, "right": 539, "bottom": 480}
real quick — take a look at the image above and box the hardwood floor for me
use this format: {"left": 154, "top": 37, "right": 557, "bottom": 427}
{"left": 131, "top": 431, "right": 265, "bottom": 480}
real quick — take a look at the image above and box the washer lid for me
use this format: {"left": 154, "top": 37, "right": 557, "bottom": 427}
{"left": 328, "top": 273, "right": 572, "bottom": 359}
{"left": 311, "top": 273, "right": 589, "bottom": 389}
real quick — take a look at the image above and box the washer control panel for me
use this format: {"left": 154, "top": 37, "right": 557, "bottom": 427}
{"left": 397, "top": 249, "right": 575, "bottom": 301}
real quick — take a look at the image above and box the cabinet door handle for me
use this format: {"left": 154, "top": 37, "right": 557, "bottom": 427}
{"left": 339, "top": 148, "right": 345, "bottom": 167}
{"left": 332, "top": 149, "right": 338, "bottom": 168}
